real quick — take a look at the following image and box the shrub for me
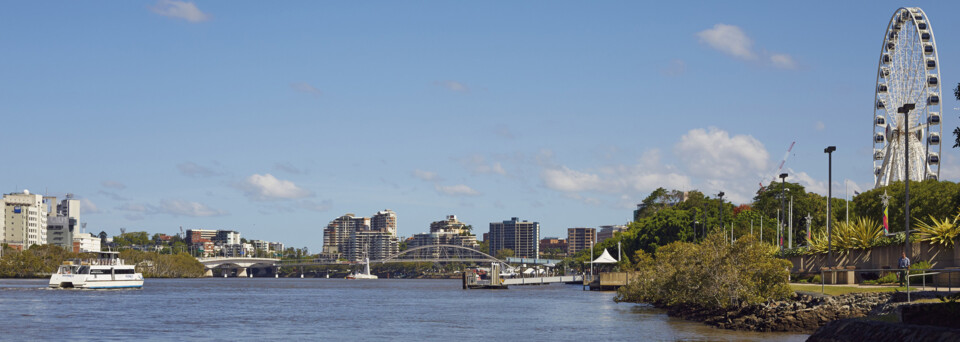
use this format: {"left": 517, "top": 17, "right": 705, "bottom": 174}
{"left": 811, "top": 274, "right": 821, "bottom": 283}
{"left": 615, "top": 232, "right": 792, "bottom": 309}
{"left": 915, "top": 214, "right": 960, "bottom": 247}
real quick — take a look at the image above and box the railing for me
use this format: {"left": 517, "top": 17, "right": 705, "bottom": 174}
{"left": 817, "top": 267, "right": 960, "bottom": 302}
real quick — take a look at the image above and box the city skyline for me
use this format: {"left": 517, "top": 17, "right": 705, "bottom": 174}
{"left": 2, "top": 1, "right": 959, "bottom": 252}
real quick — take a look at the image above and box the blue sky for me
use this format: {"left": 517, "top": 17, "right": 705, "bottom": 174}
{"left": 2, "top": 1, "right": 958, "bottom": 251}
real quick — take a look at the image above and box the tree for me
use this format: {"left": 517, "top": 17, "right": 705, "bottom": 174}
{"left": 954, "top": 83, "right": 960, "bottom": 148}
{"left": 495, "top": 248, "right": 515, "bottom": 259}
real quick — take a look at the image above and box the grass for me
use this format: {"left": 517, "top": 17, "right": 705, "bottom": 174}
{"left": 790, "top": 283, "right": 907, "bottom": 296}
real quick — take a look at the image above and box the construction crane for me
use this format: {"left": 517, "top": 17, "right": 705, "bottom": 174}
{"left": 758, "top": 141, "right": 796, "bottom": 194}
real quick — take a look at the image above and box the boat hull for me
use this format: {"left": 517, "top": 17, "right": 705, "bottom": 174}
{"left": 49, "top": 274, "right": 144, "bottom": 289}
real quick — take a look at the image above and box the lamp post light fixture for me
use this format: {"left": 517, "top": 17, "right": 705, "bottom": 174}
{"left": 898, "top": 104, "right": 915, "bottom": 261}
{"left": 779, "top": 173, "right": 788, "bottom": 248}
{"left": 824, "top": 145, "right": 836, "bottom": 266}
{"left": 718, "top": 191, "right": 725, "bottom": 242}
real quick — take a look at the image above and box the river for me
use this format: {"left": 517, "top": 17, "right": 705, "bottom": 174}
{"left": 0, "top": 278, "right": 808, "bottom": 341}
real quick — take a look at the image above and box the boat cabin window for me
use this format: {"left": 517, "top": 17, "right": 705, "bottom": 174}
{"left": 77, "top": 266, "right": 90, "bottom": 274}
{"left": 90, "top": 268, "right": 111, "bottom": 275}
{"left": 115, "top": 269, "right": 136, "bottom": 274}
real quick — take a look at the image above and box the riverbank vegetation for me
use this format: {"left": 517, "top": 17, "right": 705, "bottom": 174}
{"left": 615, "top": 232, "right": 792, "bottom": 308}
{"left": 0, "top": 244, "right": 87, "bottom": 278}
{"left": 0, "top": 244, "right": 204, "bottom": 278}
{"left": 118, "top": 249, "right": 205, "bottom": 278}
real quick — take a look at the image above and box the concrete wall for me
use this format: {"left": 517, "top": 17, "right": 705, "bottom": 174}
{"left": 787, "top": 241, "right": 960, "bottom": 273}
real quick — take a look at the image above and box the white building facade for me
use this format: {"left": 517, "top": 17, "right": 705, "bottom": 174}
{"left": 3, "top": 190, "right": 49, "bottom": 249}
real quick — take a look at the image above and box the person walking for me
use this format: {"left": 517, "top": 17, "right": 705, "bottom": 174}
{"left": 898, "top": 252, "right": 911, "bottom": 287}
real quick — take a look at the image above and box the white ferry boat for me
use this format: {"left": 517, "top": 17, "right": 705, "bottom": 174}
{"left": 49, "top": 251, "right": 144, "bottom": 289}
{"left": 345, "top": 258, "right": 378, "bottom": 280}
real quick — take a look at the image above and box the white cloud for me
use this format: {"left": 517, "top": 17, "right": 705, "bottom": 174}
{"left": 237, "top": 173, "right": 313, "bottom": 200}
{"left": 177, "top": 162, "right": 222, "bottom": 178}
{"left": 697, "top": 24, "right": 798, "bottom": 69}
{"left": 541, "top": 167, "right": 603, "bottom": 192}
{"left": 462, "top": 155, "right": 507, "bottom": 175}
{"left": 158, "top": 199, "right": 226, "bottom": 217}
{"left": 290, "top": 82, "right": 322, "bottom": 97}
{"left": 101, "top": 180, "right": 126, "bottom": 190}
{"left": 697, "top": 24, "right": 756, "bottom": 60}
{"left": 769, "top": 53, "right": 797, "bottom": 69}
{"left": 117, "top": 199, "right": 225, "bottom": 217}
{"left": 539, "top": 149, "right": 693, "bottom": 203}
{"left": 151, "top": 0, "right": 210, "bottom": 23}
{"left": 436, "top": 80, "right": 468, "bottom": 92}
{"left": 674, "top": 127, "right": 769, "bottom": 180}
{"left": 435, "top": 184, "right": 480, "bottom": 196}
{"left": 79, "top": 198, "right": 101, "bottom": 214}
{"left": 787, "top": 169, "right": 827, "bottom": 196}
{"left": 413, "top": 169, "right": 440, "bottom": 182}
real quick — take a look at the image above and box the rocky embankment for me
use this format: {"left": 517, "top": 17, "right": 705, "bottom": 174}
{"left": 665, "top": 292, "right": 897, "bottom": 333}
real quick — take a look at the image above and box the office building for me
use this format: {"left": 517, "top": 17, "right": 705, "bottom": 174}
{"left": 73, "top": 232, "right": 101, "bottom": 253}
{"left": 215, "top": 230, "right": 241, "bottom": 245}
{"left": 3, "top": 190, "right": 49, "bottom": 249}
{"left": 185, "top": 229, "right": 217, "bottom": 245}
{"left": 567, "top": 227, "right": 596, "bottom": 256}
{"left": 47, "top": 196, "right": 81, "bottom": 250}
{"left": 597, "top": 225, "right": 628, "bottom": 243}
{"left": 488, "top": 217, "right": 539, "bottom": 259}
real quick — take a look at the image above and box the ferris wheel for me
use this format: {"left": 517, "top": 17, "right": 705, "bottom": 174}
{"left": 873, "top": 7, "right": 942, "bottom": 187}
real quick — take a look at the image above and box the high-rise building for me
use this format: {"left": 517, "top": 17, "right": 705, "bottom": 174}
{"left": 185, "top": 229, "right": 217, "bottom": 245}
{"left": 371, "top": 209, "right": 397, "bottom": 234}
{"left": 3, "top": 190, "right": 49, "bottom": 249}
{"left": 409, "top": 215, "right": 479, "bottom": 257}
{"left": 488, "top": 217, "right": 539, "bottom": 259}
{"left": 323, "top": 212, "right": 398, "bottom": 261}
{"left": 215, "top": 230, "right": 241, "bottom": 245}
{"left": 347, "top": 230, "right": 398, "bottom": 261}
{"left": 597, "top": 225, "right": 628, "bottom": 243}
{"left": 322, "top": 214, "right": 369, "bottom": 258}
{"left": 567, "top": 227, "right": 596, "bottom": 256}
{"left": 47, "top": 196, "right": 80, "bottom": 250}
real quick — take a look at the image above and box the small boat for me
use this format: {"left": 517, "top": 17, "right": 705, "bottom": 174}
{"left": 49, "top": 251, "right": 144, "bottom": 289}
{"left": 345, "top": 258, "right": 378, "bottom": 280}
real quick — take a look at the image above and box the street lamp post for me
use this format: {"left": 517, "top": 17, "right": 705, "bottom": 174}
{"left": 898, "top": 104, "right": 915, "bottom": 263}
{"left": 824, "top": 146, "right": 836, "bottom": 266}
{"left": 779, "top": 173, "right": 788, "bottom": 248}
{"left": 718, "top": 191, "right": 725, "bottom": 242}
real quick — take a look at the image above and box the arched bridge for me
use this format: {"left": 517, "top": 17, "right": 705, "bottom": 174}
{"left": 376, "top": 244, "right": 507, "bottom": 265}
{"left": 197, "top": 257, "right": 280, "bottom": 277}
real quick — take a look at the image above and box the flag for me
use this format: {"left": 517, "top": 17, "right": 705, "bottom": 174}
{"left": 883, "top": 205, "right": 889, "bottom": 234}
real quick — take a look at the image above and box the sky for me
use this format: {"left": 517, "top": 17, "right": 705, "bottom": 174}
{"left": 2, "top": 1, "right": 959, "bottom": 251}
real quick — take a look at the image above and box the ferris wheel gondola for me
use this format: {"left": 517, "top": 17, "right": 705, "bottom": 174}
{"left": 873, "top": 7, "right": 942, "bottom": 187}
